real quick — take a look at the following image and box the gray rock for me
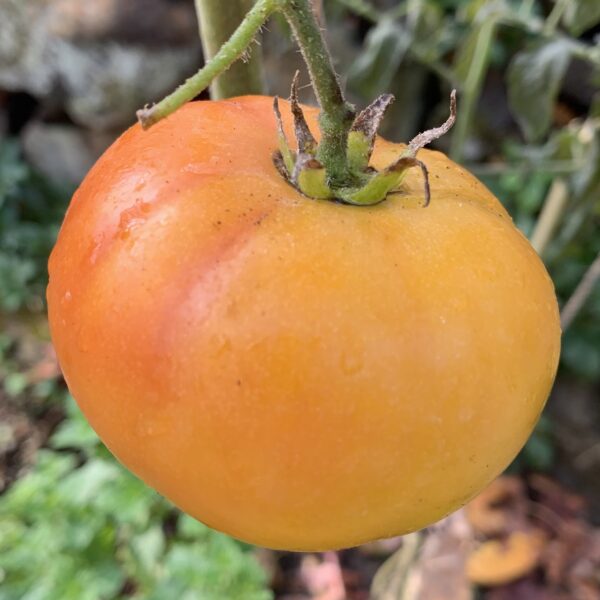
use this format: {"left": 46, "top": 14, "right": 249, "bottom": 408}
{"left": 21, "top": 121, "right": 114, "bottom": 186}
{"left": 0, "top": 0, "right": 202, "bottom": 130}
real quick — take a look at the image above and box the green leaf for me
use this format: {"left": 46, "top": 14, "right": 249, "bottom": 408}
{"left": 453, "top": 15, "right": 499, "bottom": 85}
{"left": 561, "top": 325, "right": 600, "bottom": 380}
{"left": 507, "top": 39, "right": 573, "bottom": 142}
{"left": 4, "top": 372, "right": 28, "bottom": 396}
{"left": 348, "top": 18, "right": 412, "bottom": 97}
{"left": 51, "top": 399, "right": 100, "bottom": 452}
{"left": 59, "top": 460, "right": 121, "bottom": 506}
{"left": 147, "top": 538, "right": 272, "bottom": 600}
{"left": 91, "top": 467, "right": 160, "bottom": 528}
{"left": 450, "top": 14, "right": 499, "bottom": 160}
{"left": 131, "top": 526, "right": 166, "bottom": 575}
{"left": 0, "top": 141, "right": 29, "bottom": 204}
{"left": 562, "top": 0, "right": 600, "bottom": 36}
{"left": 521, "top": 415, "right": 555, "bottom": 471}
{"left": 0, "top": 139, "right": 69, "bottom": 312}
{"left": 178, "top": 513, "right": 210, "bottom": 539}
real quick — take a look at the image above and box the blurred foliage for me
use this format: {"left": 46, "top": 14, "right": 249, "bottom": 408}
{"left": 0, "top": 396, "right": 272, "bottom": 600}
{"left": 0, "top": 141, "right": 69, "bottom": 314}
{"left": 0, "top": 0, "right": 600, "bottom": 598}
{"left": 509, "top": 414, "right": 556, "bottom": 473}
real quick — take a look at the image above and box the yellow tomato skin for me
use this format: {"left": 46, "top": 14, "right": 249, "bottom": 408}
{"left": 47, "top": 97, "right": 561, "bottom": 551}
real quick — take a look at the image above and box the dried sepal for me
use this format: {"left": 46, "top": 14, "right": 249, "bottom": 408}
{"left": 271, "top": 78, "right": 452, "bottom": 207}
{"left": 407, "top": 89, "right": 457, "bottom": 156}
{"left": 273, "top": 150, "right": 292, "bottom": 181}
{"left": 338, "top": 155, "right": 430, "bottom": 206}
{"left": 389, "top": 156, "right": 431, "bottom": 207}
{"left": 295, "top": 155, "right": 333, "bottom": 199}
{"left": 348, "top": 94, "right": 394, "bottom": 172}
{"left": 273, "top": 96, "right": 295, "bottom": 176}
{"left": 290, "top": 72, "right": 318, "bottom": 156}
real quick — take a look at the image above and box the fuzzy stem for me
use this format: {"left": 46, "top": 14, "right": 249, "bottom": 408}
{"left": 281, "top": 0, "right": 356, "bottom": 186}
{"left": 195, "top": 0, "right": 265, "bottom": 99}
{"left": 561, "top": 251, "right": 600, "bottom": 331}
{"left": 137, "top": 0, "right": 277, "bottom": 129}
{"left": 530, "top": 178, "right": 568, "bottom": 257}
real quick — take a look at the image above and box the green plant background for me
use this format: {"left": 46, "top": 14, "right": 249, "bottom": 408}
{"left": 0, "top": 0, "right": 599, "bottom": 598}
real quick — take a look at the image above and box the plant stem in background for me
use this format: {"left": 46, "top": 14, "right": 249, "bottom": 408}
{"left": 336, "top": 0, "right": 380, "bottom": 22}
{"left": 449, "top": 18, "right": 497, "bottom": 162}
{"left": 195, "top": 0, "right": 265, "bottom": 99}
{"left": 543, "top": 0, "right": 569, "bottom": 35}
{"left": 561, "top": 251, "right": 600, "bottom": 331}
{"left": 281, "top": 0, "right": 355, "bottom": 185}
{"left": 530, "top": 178, "right": 569, "bottom": 257}
{"left": 371, "top": 532, "right": 424, "bottom": 599}
{"left": 138, "top": 0, "right": 277, "bottom": 128}
{"left": 518, "top": 0, "right": 536, "bottom": 18}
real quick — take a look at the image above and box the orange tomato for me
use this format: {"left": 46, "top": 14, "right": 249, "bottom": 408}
{"left": 47, "top": 96, "right": 560, "bottom": 551}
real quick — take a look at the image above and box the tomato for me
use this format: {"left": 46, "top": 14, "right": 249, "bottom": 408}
{"left": 47, "top": 96, "right": 560, "bottom": 551}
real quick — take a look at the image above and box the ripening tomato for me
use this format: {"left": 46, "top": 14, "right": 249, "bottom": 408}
{"left": 47, "top": 96, "right": 560, "bottom": 551}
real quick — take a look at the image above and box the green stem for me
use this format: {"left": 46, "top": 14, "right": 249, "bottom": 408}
{"left": 450, "top": 18, "right": 497, "bottom": 162}
{"left": 195, "top": 0, "right": 265, "bottom": 99}
{"left": 336, "top": 0, "right": 380, "bottom": 22}
{"left": 281, "top": 0, "right": 356, "bottom": 186}
{"left": 530, "top": 178, "right": 568, "bottom": 257}
{"left": 137, "top": 0, "right": 277, "bottom": 128}
{"left": 518, "top": 0, "right": 536, "bottom": 18}
{"left": 543, "top": 0, "right": 569, "bottom": 35}
{"left": 560, "top": 251, "right": 600, "bottom": 331}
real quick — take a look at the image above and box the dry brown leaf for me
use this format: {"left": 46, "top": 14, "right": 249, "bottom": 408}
{"left": 466, "top": 530, "right": 546, "bottom": 587}
{"left": 299, "top": 552, "right": 346, "bottom": 600}
{"left": 358, "top": 536, "right": 403, "bottom": 557}
{"left": 25, "top": 344, "right": 61, "bottom": 384}
{"left": 485, "top": 578, "right": 566, "bottom": 600}
{"left": 403, "top": 511, "right": 475, "bottom": 600}
{"left": 466, "top": 476, "right": 528, "bottom": 536}
{"left": 543, "top": 520, "right": 589, "bottom": 586}
{"left": 529, "top": 474, "right": 587, "bottom": 520}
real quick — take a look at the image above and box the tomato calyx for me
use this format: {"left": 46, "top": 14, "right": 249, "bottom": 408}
{"left": 273, "top": 82, "right": 457, "bottom": 206}
{"left": 136, "top": 0, "right": 456, "bottom": 207}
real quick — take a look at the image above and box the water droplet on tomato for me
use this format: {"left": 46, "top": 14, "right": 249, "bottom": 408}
{"left": 89, "top": 233, "right": 104, "bottom": 265}
{"left": 117, "top": 199, "right": 152, "bottom": 240}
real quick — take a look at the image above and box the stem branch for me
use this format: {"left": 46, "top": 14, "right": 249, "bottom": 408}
{"left": 561, "top": 251, "right": 600, "bottom": 331}
{"left": 195, "top": 0, "right": 266, "bottom": 99}
{"left": 450, "top": 18, "right": 497, "bottom": 162}
{"left": 543, "top": 0, "right": 569, "bottom": 35}
{"left": 137, "top": 0, "right": 277, "bottom": 128}
{"left": 530, "top": 178, "right": 569, "bottom": 257}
